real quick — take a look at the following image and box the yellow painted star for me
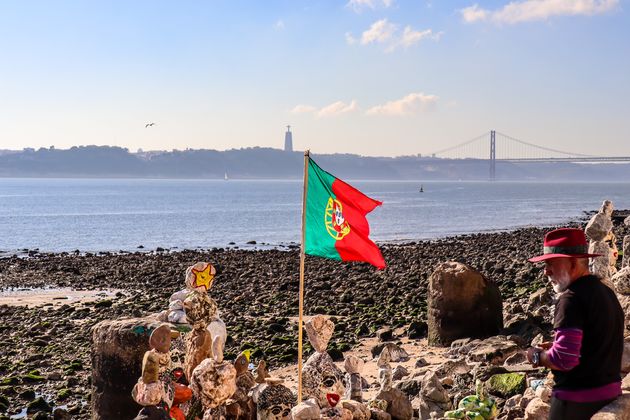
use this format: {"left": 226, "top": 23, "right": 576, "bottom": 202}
{"left": 192, "top": 263, "right": 215, "bottom": 291}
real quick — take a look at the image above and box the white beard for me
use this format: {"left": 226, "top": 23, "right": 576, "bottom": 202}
{"left": 549, "top": 271, "right": 572, "bottom": 294}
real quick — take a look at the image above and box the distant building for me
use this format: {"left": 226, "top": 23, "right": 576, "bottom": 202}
{"left": 284, "top": 125, "right": 293, "bottom": 152}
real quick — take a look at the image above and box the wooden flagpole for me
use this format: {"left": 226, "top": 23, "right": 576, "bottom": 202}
{"left": 297, "top": 149, "right": 310, "bottom": 402}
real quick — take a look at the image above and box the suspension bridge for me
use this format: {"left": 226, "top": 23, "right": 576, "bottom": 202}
{"left": 428, "top": 130, "right": 630, "bottom": 180}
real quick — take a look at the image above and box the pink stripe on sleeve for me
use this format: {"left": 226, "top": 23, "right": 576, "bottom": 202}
{"left": 547, "top": 328, "right": 583, "bottom": 371}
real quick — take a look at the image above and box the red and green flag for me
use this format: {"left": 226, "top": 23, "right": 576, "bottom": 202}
{"left": 304, "top": 157, "right": 386, "bottom": 269}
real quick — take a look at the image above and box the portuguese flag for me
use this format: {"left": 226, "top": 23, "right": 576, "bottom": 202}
{"left": 304, "top": 157, "right": 386, "bottom": 269}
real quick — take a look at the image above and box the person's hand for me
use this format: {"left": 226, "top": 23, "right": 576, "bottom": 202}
{"left": 539, "top": 341, "right": 553, "bottom": 350}
{"left": 526, "top": 347, "right": 535, "bottom": 364}
{"left": 526, "top": 347, "right": 542, "bottom": 366}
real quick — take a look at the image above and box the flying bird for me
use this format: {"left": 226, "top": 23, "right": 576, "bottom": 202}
{"left": 145, "top": 122, "right": 156, "bottom": 128}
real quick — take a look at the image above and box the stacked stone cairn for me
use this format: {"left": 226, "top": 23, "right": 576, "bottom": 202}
{"left": 131, "top": 324, "right": 185, "bottom": 419}
{"left": 585, "top": 200, "right": 618, "bottom": 280}
{"left": 373, "top": 346, "right": 414, "bottom": 420}
{"left": 190, "top": 336, "right": 237, "bottom": 419}
{"left": 226, "top": 350, "right": 256, "bottom": 418}
{"left": 587, "top": 202, "right": 630, "bottom": 342}
{"left": 292, "top": 315, "right": 350, "bottom": 419}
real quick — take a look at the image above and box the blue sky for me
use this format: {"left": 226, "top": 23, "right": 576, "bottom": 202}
{"left": 0, "top": 0, "right": 628, "bottom": 157}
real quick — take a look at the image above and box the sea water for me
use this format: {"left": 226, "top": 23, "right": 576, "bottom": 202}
{"left": 1, "top": 178, "right": 629, "bottom": 253}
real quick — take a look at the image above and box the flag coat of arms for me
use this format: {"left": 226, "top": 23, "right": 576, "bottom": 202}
{"left": 304, "top": 157, "right": 385, "bottom": 269}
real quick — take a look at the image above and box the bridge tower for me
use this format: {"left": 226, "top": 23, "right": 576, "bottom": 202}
{"left": 490, "top": 130, "right": 496, "bottom": 181}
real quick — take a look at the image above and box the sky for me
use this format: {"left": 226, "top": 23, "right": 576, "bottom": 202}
{"left": 0, "top": 0, "right": 628, "bottom": 157}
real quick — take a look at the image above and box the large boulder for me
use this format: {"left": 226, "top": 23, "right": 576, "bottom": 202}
{"left": 592, "top": 393, "right": 630, "bottom": 420}
{"left": 91, "top": 317, "right": 164, "bottom": 420}
{"left": 428, "top": 262, "right": 502, "bottom": 346}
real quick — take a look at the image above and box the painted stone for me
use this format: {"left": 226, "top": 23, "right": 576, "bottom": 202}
{"left": 170, "top": 382, "right": 192, "bottom": 420}
{"left": 319, "top": 393, "right": 353, "bottom": 420}
{"left": 185, "top": 262, "right": 217, "bottom": 293}
{"left": 257, "top": 377, "right": 297, "bottom": 420}
{"left": 302, "top": 316, "right": 345, "bottom": 407}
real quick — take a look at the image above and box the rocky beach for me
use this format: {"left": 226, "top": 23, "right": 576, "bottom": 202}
{"left": 1, "top": 212, "right": 630, "bottom": 419}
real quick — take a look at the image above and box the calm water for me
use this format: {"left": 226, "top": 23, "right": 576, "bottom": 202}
{"left": 1, "top": 178, "right": 629, "bottom": 253}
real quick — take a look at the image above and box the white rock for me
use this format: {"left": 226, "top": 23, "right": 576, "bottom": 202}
{"left": 524, "top": 397, "right": 550, "bottom": 420}
{"left": 291, "top": 399, "right": 320, "bottom": 420}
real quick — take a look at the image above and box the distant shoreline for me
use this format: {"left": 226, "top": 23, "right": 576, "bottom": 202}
{"left": 2, "top": 145, "right": 630, "bottom": 180}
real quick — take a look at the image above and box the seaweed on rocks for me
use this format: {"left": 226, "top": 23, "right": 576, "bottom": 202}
{"left": 1, "top": 211, "right": 627, "bottom": 419}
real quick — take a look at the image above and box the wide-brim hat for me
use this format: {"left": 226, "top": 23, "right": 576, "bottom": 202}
{"left": 528, "top": 227, "right": 602, "bottom": 262}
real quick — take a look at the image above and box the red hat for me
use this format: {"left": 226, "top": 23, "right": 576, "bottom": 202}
{"left": 528, "top": 228, "right": 602, "bottom": 262}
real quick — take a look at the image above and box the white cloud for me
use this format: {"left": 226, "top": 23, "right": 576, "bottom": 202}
{"left": 347, "top": 0, "right": 394, "bottom": 12}
{"left": 350, "top": 19, "right": 442, "bottom": 51}
{"left": 398, "top": 27, "right": 443, "bottom": 48}
{"left": 317, "top": 100, "right": 358, "bottom": 117}
{"left": 460, "top": 0, "right": 619, "bottom": 24}
{"left": 345, "top": 32, "right": 357, "bottom": 45}
{"left": 289, "top": 101, "right": 358, "bottom": 117}
{"left": 461, "top": 4, "right": 488, "bottom": 22}
{"left": 290, "top": 104, "right": 317, "bottom": 114}
{"left": 361, "top": 19, "right": 397, "bottom": 45}
{"left": 366, "top": 93, "right": 439, "bottom": 116}
{"left": 274, "top": 20, "right": 285, "bottom": 30}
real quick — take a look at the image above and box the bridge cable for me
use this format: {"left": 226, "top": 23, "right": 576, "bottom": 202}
{"left": 430, "top": 131, "right": 490, "bottom": 157}
{"left": 495, "top": 131, "right": 596, "bottom": 158}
